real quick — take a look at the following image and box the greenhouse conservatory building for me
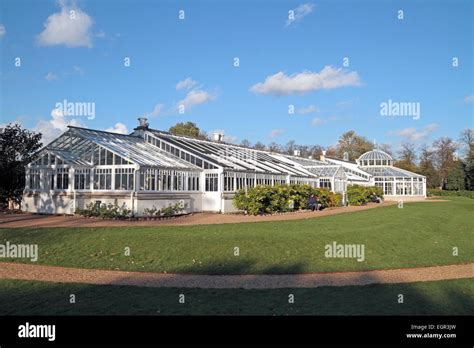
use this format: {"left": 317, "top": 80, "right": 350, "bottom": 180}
{"left": 22, "top": 118, "right": 426, "bottom": 215}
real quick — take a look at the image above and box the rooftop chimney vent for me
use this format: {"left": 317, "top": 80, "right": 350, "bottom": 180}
{"left": 138, "top": 117, "right": 149, "bottom": 128}
{"left": 213, "top": 132, "right": 224, "bottom": 142}
{"left": 293, "top": 150, "right": 301, "bottom": 156}
{"left": 343, "top": 152, "right": 349, "bottom": 161}
{"left": 320, "top": 150, "right": 327, "bottom": 162}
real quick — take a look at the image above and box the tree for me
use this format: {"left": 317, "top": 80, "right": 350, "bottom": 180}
{"left": 0, "top": 124, "right": 42, "bottom": 209}
{"left": 309, "top": 145, "right": 324, "bottom": 159}
{"left": 395, "top": 142, "right": 418, "bottom": 172}
{"left": 296, "top": 144, "right": 311, "bottom": 158}
{"left": 433, "top": 137, "right": 458, "bottom": 189}
{"left": 378, "top": 143, "right": 393, "bottom": 156}
{"left": 445, "top": 161, "right": 465, "bottom": 190}
{"left": 418, "top": 146, "right": 440, "bottom": 188}
{"left": 268, "top": 142, "right": 281, "bottom": 153}
{"left": 459, "top": 128, "right": 474, "bottom": 158}
{"left": 336, "top": 130, "right": 374, "bottom": 161}
{"left": 284, "top": 140, "right": 296, "bottom": 155}
{"left": 253, "top": 141, "right": 266, "bottom": 151}
{"left": 169, "top": 122, "right": 207, "bottom": 139}
{"left": 240, "top": 139, "right": 252, "bottom": 148}
{"left": 459, "top": 129, "right": 474, "bottom": 190}
{"left": 464, "top": 156, "right": 474, "bottom": 190}
{"left": 325, "top": 146, "right": 338, "bottom": 158}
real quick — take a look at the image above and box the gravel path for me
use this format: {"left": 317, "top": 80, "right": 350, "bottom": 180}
{"left": 0, "top": 262, "right": 472, "bottom": 289}
{"left": 0, "top": 202, "right": 400, "bottom": 228}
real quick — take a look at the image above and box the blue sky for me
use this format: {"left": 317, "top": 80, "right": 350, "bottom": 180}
{"left": 1, "top": 0, "right": 473, "bottom": 150}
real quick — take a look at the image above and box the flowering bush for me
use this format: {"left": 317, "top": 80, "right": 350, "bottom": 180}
{"left": 75, "top": 200, "right": 132, "bottom": 219}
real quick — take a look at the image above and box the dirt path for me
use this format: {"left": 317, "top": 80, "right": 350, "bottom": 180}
{"left": 0, "top": 262, "right": 472, "bottom": 289}
{"left": 0, "top": 202, "right": 400, "bottom": 228}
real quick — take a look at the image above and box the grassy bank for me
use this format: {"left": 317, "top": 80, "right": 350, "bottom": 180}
{"left": 0, "top": 197, "right": 472, "bottom": 274}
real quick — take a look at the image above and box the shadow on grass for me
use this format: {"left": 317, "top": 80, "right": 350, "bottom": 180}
{"left": 168, "top": 259, "right": 309, "bottom": 275}
{"left": 0, "top": 257, "right": 472, "bottom": 315}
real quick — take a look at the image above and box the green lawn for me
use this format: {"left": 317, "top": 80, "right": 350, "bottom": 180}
{"left": 0, "top": 278, "right": 472, "bottom": 315}
{"left": 0, "top": 197, "right": 472, "bottom": 274}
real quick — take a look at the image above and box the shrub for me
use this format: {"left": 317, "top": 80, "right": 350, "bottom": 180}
{"left": 161, "top": 201, "right": 188, "bottom": 217}
{"left": 347, "top": 185, "right": 384, "bottom": 206}
{"left": 346, "top": 185, "right": 367, "bottom": 206}
{"left": 427, "top": 189, "right": 474, "bottom": 199}
{"left": 76, "top": 200, "right": 188, "bottom": 219}
{"left": 75, "top": 200, "right": 132, "bottom": 219}
{"left": 330, "top": 192, "right": 343, "bottom": 207}
{"left": 233, "top": 184, "right": 341, "bottom": 215}
{"left": 143, "top": 206, "right": 161, "bottom": 217}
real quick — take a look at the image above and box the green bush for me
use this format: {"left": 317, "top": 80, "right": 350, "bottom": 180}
{"left": 233, "top": 184, "right": 341, "bottom": 215}
{"left": 144, "top": 202, "right": 188, "bottom": 217}
{"left": 347, "top": 185, "right": 384, "bottom": 206}
{"left": 330, "top": 192, "right": 343, "bottom": 207}
{"left": 427, "top": 189, "right": 474, "bottom": 199}
{"left": 143, "top": 206, "right": 161, "bottom": 217}
{"left": 161, "top": 202, "right": 188, "bottom": 217}
{"left": 346, "top": 186, "right": 366, "bottom": 206}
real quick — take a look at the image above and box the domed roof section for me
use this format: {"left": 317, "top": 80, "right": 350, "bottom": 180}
{"left": 357, "top": 149, "right": 393, "bottom": 166}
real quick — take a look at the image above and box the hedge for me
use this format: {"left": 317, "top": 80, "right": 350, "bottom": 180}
{"left": 427, "top": 189, "right": 474, "bottom": 199}
{"left": 233, "top": 184, "right": 342, "bottom": 215}
{"left": 346, "top": 185, "right": 384, "bottom": 206}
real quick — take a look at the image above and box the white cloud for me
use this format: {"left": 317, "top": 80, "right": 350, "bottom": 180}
{"left": 424, "top": 123, "right": 439, "bottom": 133}
{"left": 311, "top": 117, "right": 326, "bottom": 126}
{"left": 269, "top": 129, "right": 283, "bottom": 138}
{"left": 224, "top": 135, "right": 238, "bottom": 144}
{"left": 298, "top": 105, "right": 318, "bottom": 114}
{"left": 286, "top": 3, "right": 315, "bottom": 27}
{"left": 392, "top": 123, "right": 439, "bottom": 142}
{"left": 0, "top": 24, "right": 6, "bottom": 38}
{"left": 178, "top": 90, "right": 215, "bottom": 110}
{"left": 250, "top": 66, "right": 361, "bottom": 96}
{"left": 33, "top": 108, "right": 85, "bottom": 145}
{"left": 311, "top": 115, "right": 339, "bottom": 126}
{"left": 45, "top": 72, "right": 58, "bottom": 81}
{"left": 464, "top": 95, "right": 474, "bottom": 104}
{"left": 0, "top": 118, "right": 24, "bottom": 129}
{"left": 143, "top": 103, "right": 164, "bottom": 118}
{"left": 336, "top": 98, "right": 358, "bottom": 108}
{"left": 37, "top": 1, "right": 94, "bottom": 48}
{"left": 176, "top": 77, "right": 198, "bottom": 90}
{"left": 106, "top": 123, "right": 128, "bottom": 134}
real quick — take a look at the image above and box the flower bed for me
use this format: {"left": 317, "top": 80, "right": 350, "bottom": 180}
{"left": 74, "top": 201, "right": 188, "bottom": 219}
